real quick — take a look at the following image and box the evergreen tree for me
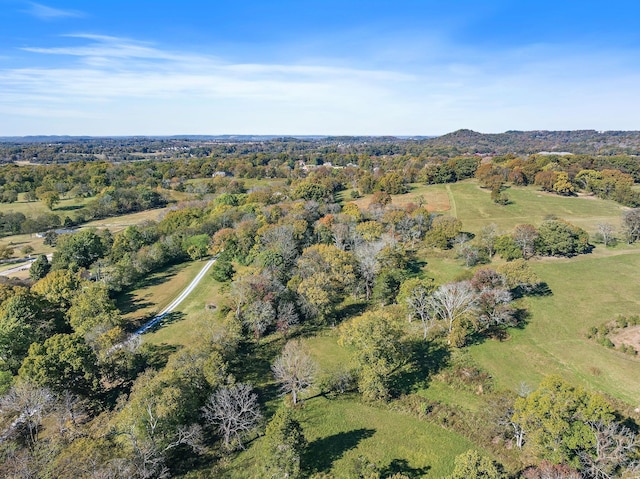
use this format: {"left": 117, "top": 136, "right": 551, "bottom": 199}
{"left": 263, "top": 407, "right": 307, "bottom": 478}
{"left": 29, "top": 254, "right": 51, "bottom": 281}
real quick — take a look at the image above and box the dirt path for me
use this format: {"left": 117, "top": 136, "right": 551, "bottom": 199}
{"left": 445, "top": 184, "right": 457, "bottom": 217}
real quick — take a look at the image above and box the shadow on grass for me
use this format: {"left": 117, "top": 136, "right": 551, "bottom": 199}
{"left": 380, "top": 459, "right": 431, "bottom": 478}
{"left": 140, "top": 342, "right": 179, "bottom": 370}
{"left": 332, "top": 301, "right": 369, "bottom": 326}
{"left": 304, "top": 428, "right": 376, "bottom": 474}
{"left": 116, "top": 291, "right": 155, "bottom": 316}
{"left": 159, "top": 310, "right": 185, "bottom": 327}
{"left": 231, "top": 337, "right": 285, "bottom": 414}
{"left": 391, "top": 340, "right": 450, "bottom": 396}
{"left": 466, "top": 307, "right": 532, "bottom": 346}
{"left": 56, "top": 204, "right": 83, "bottom": 211}
{"left": 512, "top": 281, "right": 552, "bottom": 299}
{"left": 406, "top": 258, "right": 427, "bottom": 275}
{"left": 114, "top": 266, "right": 182, "bottom": 315}
{"left": 135, "top": 268, "right": 180, "bottom": 289}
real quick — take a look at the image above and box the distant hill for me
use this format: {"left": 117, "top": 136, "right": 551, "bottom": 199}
{"left": 3, "top": 130, "right": 640, "bottom": 155}
{"left": 424, "top": 129, "right": 640, "bottom": 155}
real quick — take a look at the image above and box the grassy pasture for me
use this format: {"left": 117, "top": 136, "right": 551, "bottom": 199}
{"left": 350, "top": 183, "right": 451, "bottom": 213}
{"left": 107, "top": 178, "right": 640, "bottom": 477}
{"left": 0, "top": 194, "right": 90, "bottom": 218}
{"left": 350, "top": 180, "right": 626, "bottom": 236}
{"left": 143, "top": 262, "right": 225, "bottom": 347}
{"left": 449, "top": 181, "right": 626, "bottom": 235}
{"left": 469, "top": 253, "right": 640, "bottom": 405}
{"left": 398, "top": 182, "right": 640, "bottom": 404}
{"left": 81, "top": 206, "right": 171, "bottom": 232}
{"left": 222, "top": 395, "right": 476, "bottom": 479}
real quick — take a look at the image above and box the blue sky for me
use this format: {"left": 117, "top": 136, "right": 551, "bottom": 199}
{"left": 1, "top": 0, "right": 639, "bottom": 135}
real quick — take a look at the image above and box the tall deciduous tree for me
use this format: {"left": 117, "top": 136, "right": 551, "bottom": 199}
{"left": 596, "top": 222, "right": 616, "bottom": 247}
{"left": 0, "top": 292, "right": 50, "bottom": 372}
{"left": 51, "top": 229, "right": 108, "bottom": 271}
{"left": 512, "top": 375, "right": 615, "bottom": 467}
{"left": 338, "top": 310, "right": 405, "bottom": 401}
{"left": 623, "top": 208, "right": 640, "bottom": 243}
{"left": 29, "top": 254, "right": 51, "bottom": 281}
{"left": 579, "top": 420, "right": 640, "bottom": 479}
{"left": 399, "top": 277, "right": 436, "bottom": 340}
{"left": 67, "top": 282, "right": 121, "bottom": 342}
{"left": 513, "top": 224, "right": 539, "bottom": 259}
{"left": 447, "top": 450, "right": 507, "bottom": 479}
{"left": 272, "top": 340, "right": 317, "bottom": 405}
{"left": 429, "top": 281, "right": 476, "bottom": 343}
{"left": 31, "top": 269, "right": 82, "bottom": 310}
{"left": 19, "top": 334, "right": 102, "bottom": 397}
{"left": 201, "top": 383, "right": 262, "bottom": 451}
{"left": 535, "top": 219, "right": 590, "bottom": 257}
{"left": 293, "top": 244, "right": 356, "bottom": 320}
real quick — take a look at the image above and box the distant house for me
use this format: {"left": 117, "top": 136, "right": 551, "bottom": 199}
{"left": 212, "top": 171, "right": 231, "bottom": 177}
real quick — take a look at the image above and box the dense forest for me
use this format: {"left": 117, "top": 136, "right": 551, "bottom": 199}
{"left": 0, "top": 133, "right": 639, "bottom": 478}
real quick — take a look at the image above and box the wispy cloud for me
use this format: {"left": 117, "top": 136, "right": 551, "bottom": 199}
{"left": 10, "top": 35, "right": 412, "bottom": 102}
{"left": 23, "top": 2, "right": 83, "bottom": 20}
{"left": 2, "top": 34, "right": 640, "bottom": 135}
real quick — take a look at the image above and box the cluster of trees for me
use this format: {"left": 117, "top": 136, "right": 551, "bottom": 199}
{"left": 0, "top": 211, "right": 65, "bottom": 235}
{"left": 477, "top": 153, "right": 640, "bottom": 206}
{"left": 482, "top": 220, "right": 592, "bottom": 261}
{"left": 512, "top": 376, "right": 640, "bottom": 478}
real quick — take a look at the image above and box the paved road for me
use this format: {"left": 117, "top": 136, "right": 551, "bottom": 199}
{"left": 0, "top": 254, "right": 53, "bottom": 277}
{"left": 133, "top": 257, "right": 216, "bottom": 336}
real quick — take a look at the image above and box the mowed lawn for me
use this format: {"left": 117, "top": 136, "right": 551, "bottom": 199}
{"left": 116, "top": 260, "right": 207, "bottom": 330}
{"left": 0, "top": 194, "right": 91, "bottom": 218}
{"left": 143, "top": 262, "right": 225, "bottom": 347}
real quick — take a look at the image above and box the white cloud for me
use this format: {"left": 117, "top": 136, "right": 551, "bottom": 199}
{"left": 2, "top": 34, "right": 640, "bottom": 135}
{"left": 23, "top": 2, "right": 84, "bottom": 20}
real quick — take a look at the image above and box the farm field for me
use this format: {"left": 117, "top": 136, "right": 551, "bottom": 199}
{"left": 448, "top": 181, "right": 627, "bottom": 235}
{"left": 355, "top": 179, "right": 627, "bottom": 235}
{"left": 351, "top": 183, "right": 451, "bottom": 213}
{"left": 81, "top": 206, "right": 171, "bottom": 232}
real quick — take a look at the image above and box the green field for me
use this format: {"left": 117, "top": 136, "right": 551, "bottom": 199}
{"left": 0, "top": 194, "right": 91, "bottom": 218}
{"left": 81, "top": 206, "right": 171, "bottom": 232}
{"left": 470, "top": 253, "right": 640, "bottom": 404}
{"left": 116, "top": 260, "right": 206, "bottom": 329}
{"left": 143, "top": 261, "right": 225, "bottom": 347}
{"left": 449, "top": 181, "right": 627, "bottom": 235}
{"left": 222, "top": 396, "right": 476, "bottom": 478}
{"left": 226, "top": 329, "right": 477, "bottom": 478}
